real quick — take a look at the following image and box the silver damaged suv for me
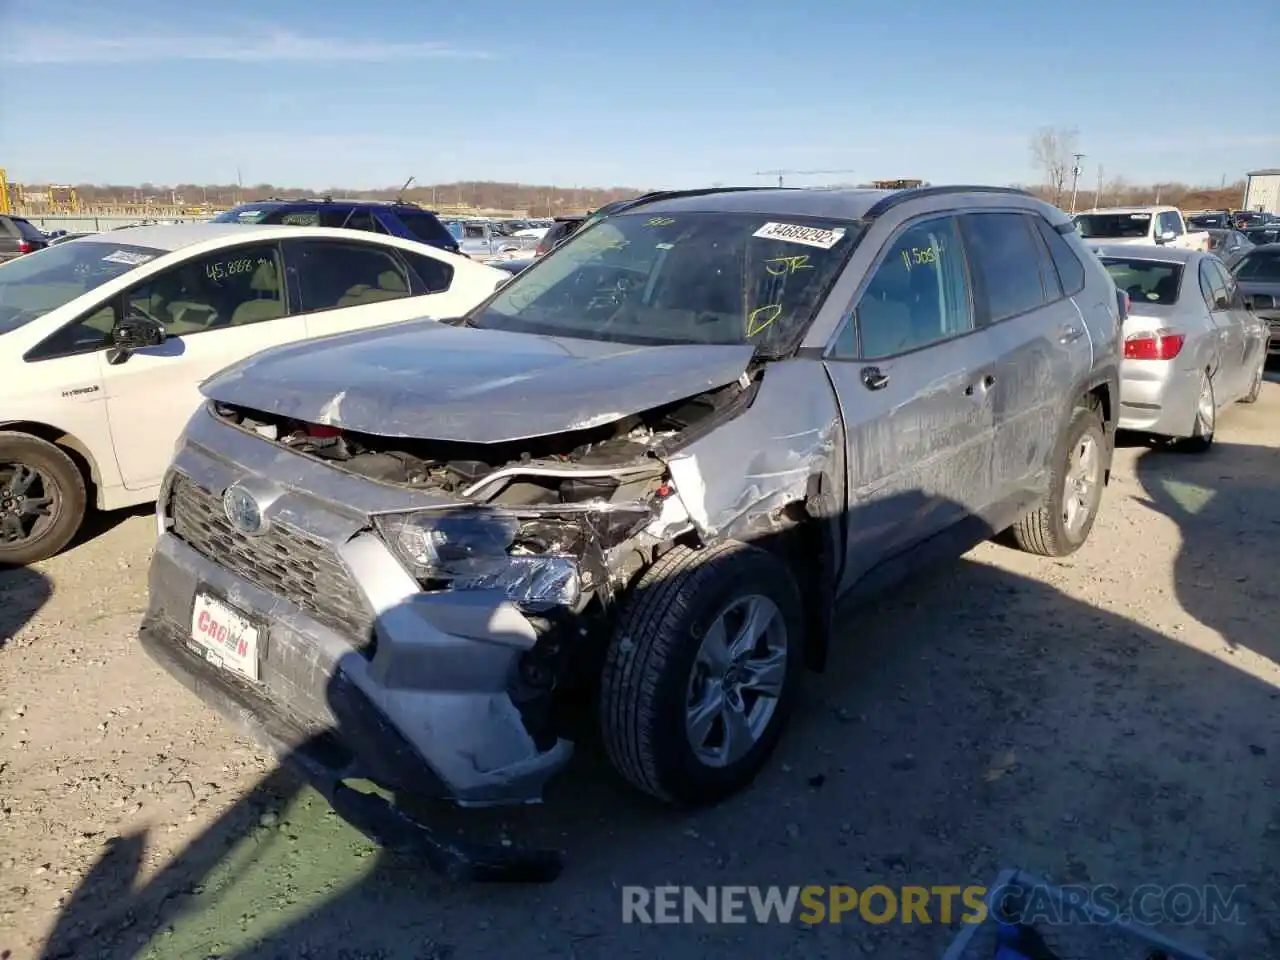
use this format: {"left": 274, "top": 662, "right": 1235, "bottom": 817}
{"left": 140, "top": 186, "right": 1122, "bottom": 873}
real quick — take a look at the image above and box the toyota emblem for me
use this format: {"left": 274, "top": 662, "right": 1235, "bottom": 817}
{"left": 222, "top": 484, "right": 266, "bottom": 536}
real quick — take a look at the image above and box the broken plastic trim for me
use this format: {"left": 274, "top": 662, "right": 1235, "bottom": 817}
{"left": 322, "top": 779, "right": 565, "bottom": 883}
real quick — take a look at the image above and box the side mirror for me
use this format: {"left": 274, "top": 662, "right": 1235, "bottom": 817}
{"left": 107, "top": 312, "right": 166, "bottom": 364}
{"left": 1158, "top": 230, "right": 1177, "bottom": 243}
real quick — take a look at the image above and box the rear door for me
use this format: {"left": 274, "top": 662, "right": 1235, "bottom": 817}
{"left": 960, "top": 211, "right": 1090, "bottom": 519}
{"left": 1199, "top": 259, "right": 1247, "bottom": 399}
{"left": 285, "top": 238, "right": 498, "bottom": 338}
{"left": 823, "top": 213, "right": 998, "bottom": 582}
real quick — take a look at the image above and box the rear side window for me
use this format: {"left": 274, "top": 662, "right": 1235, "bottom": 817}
{"left": 1033, "top": 218, "right": 1086, "bottom": 296}
{"left": 286, "top": 240, "right": 413, "bottom": 311}
{"left": 960, "top": 213, "right": 1049, "bottom": 323}
{"left": 403, "top": 251, "right": 454, "bottom": 294}
{"left": 11, "top": 218, "right": 45, "bottom": 240}
{"left": 394, "top": 211, "right": 458, "bottom": 249}
{"left": 1101, "top": 258, "right": 1183, "bottom": 305}
{"left": 1198, "top": 261, "right": 1228, "bottom": 311}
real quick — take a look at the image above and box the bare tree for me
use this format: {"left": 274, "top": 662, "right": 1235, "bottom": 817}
{"left": 1030, "top": 126, "right": 1080, "bottom": 206}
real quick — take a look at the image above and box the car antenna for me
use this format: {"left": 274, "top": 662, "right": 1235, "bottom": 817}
{"left": 395, "top": 176, "right": 415, "bottom": 203}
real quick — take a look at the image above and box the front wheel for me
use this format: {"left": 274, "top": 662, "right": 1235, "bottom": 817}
{"left": 0, "top": 432, "right": 87, "bottom": 566}
{"left": 599, "top": 541, "right": 804, "bottom": 807}
{"left": 1008, "top": 403, "right": 1107, "bottom": 557}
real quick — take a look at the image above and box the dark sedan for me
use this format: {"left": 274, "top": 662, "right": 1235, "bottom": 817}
{"left": 1231, "top": 244, "right": 1280, "bottom": 359}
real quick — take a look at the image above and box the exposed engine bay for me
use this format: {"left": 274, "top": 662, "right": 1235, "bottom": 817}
{"left": 209, "top": 373, "right": 756, "bottom": 509}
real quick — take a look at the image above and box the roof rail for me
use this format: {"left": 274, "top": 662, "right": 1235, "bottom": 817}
{"left": 862, "top": 184, "right": 1036, "bottom": 220}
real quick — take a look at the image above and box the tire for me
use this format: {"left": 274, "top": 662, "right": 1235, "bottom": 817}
{"left": 1176, "top": 370, "right": 1216, "bottom": 453}
{"left": 0, "top": 432, "right": 87, "bottom": 566}
{"left": 1009, "top": 403, "right": 1107, "bottom": 557}
{"left": 1239, "top": 361, "right": 1264, "bottom": 404}
{"left": 599, "top": 540, "right": 804, "bottom": 807}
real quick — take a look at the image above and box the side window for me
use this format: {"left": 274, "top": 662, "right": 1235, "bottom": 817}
{"left": 318, "top": 208, "right": 351, "bottom": 228}
{"left": 125, "top": 244, "right": 286, "bottom": 334}
{"left": 269, "top": 207, "right": 321, "bottom": 227}
{"left": 960, "top": 212, "right": 1049, "bottom": 323}
{"left": 1032, "top": 217, "right": 1086, "bottom": 295}
{"left": 403, "top": 251, "right": 455, "bottom": 294}
{"left": 1209, "top": 260, "right": 1235, "bottom": 309}
{"left": 834, "top": 216, "right": 972, "bottom": 360}
{"left": 288, "top": 241, "right": 413, "bottom": 311}
{"left": 28, "top": 302, "right": 121, "bottom": 359}
{"left": 1198, "top": 262, "right": 1217, "bottom": 311}
{"left": 1201, "top": 260, "right": 1229, "bottom": 311}
{"left": 342, "top": 209, "right": 381, "bottom": 233}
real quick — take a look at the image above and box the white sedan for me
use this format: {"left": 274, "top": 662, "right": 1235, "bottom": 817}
{"left": 0, "top": 223, "right": 509, "bottom": 564}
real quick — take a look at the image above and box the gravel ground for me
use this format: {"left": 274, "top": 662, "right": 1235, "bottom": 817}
{"left": 2, "top": 377, "right": 1279, "bottom": 960}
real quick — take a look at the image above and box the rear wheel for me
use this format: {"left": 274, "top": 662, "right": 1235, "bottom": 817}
{"left": 0, "top": 432, "right": 87, "bottom": 566}
{"left": 599, "top": 541, "right": 804, "bottom": 806}
{"left": 1008, "top": 402, "right": 1107, "bottom": 557}
{"left": 1176, "top": 370, "right": 1216, "bottom": 452}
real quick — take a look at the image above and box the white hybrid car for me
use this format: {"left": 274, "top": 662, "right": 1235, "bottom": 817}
{"left": 0, "top": 223, "right": 509, "bottom": 564}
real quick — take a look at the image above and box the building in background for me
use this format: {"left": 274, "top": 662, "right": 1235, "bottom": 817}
{"left": 1243, "top": 169, "right": 1280, "bottom": 214}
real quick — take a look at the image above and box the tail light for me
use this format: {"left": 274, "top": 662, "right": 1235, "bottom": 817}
{"left": 17, "top": 240, "right": 31, "bottom": 254}
{"left": 1124, "top": 328, "right": 1185, "bottom": 361}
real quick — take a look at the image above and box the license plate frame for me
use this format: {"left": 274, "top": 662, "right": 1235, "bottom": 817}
{"left": 189, "top": 591, "right": 262, "bottom": 682}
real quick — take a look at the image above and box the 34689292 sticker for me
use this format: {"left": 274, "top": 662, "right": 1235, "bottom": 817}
{"left": 752, "top": 221, "right": 847, "bottom": 250}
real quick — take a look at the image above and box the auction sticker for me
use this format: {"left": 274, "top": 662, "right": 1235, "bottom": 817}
{"left": 101, "top": 250, "right": 155, "bottom": 266}
{"left": 753, "top": 222, "right": 847, "bottom": 249}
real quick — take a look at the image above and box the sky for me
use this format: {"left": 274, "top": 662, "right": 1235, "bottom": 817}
{"left": 0, "top": 0, "right": 1277, "bottom": 191}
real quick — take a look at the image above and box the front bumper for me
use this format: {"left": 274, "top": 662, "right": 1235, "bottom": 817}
{"left": 1117, "top": 359, "right": 1200, "bottom": 436}
{"left": 139, "top": 406, "right": 573, "bottom": 809}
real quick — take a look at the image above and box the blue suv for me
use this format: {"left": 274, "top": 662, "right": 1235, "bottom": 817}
{"left": 211, "top": 198, "right": 461, "bottom": 255}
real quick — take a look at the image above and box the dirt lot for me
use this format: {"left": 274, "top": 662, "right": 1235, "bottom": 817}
{"left": 3, "top": 379, "right": 1280, "bottom": 960}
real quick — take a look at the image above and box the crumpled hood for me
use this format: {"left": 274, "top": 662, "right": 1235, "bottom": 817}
{"left": 200, "top": 320, "right": 756, "bottom": 443}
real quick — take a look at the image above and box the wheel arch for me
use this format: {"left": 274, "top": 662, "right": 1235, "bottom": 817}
{"left": 0, "top": 420, "right": 103, "bottom": 507}
{"left": 714, "top": 480, "right": 841, "bottom": 675}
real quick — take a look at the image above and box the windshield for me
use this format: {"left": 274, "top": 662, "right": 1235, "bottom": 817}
{"left": 1234, "top": 250, "right": 1280, "bottom": 282}
{"left": 1100, "top": 257, "right": 1183, "bottom": 305}
{"left": 211, "top": 205, "right": 274, "bottom": 224}
{"left": 469, "top": 211, "right": 860, "bottom": 352}
{"left": 1075, "top": 213, "right": 1151, "bottom": 239}
{"left": 1188, "top": 214, "right": 1227, "bottom": 229}
{"left": 0, "top": 241, "right": 163, "bottom": 334}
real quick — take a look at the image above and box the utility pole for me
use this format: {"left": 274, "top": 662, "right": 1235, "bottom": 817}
{"left": 1068, "top": 153, "right": 1086, "bottom": 214}
{"left": 1093, "top": 164, "right": 1103, "bottom": 209}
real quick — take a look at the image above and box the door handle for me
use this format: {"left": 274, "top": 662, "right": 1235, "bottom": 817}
{"left": 860, "top": 366, "right": 889, "bottom": 391}
{"left": 1059, "top": 324, "right": 1085, "bottom": 344}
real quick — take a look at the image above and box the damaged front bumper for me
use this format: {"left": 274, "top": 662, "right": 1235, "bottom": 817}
{"left": 138, "top": 408, "right": 577, "bottom": 878}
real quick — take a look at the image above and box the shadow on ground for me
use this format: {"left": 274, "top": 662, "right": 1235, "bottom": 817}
{"left": 0, "top": 565, "right": 53, "bottom": 651}
{"left": 37, "top": 444, "right": 1280, "bottom": 960}
{"left": 68, "top": 502, "right": 155, "bottom": 550}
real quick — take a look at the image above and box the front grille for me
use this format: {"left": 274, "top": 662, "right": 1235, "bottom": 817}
{"left": 168, "top": 474, "right": 375, "bottom": 652}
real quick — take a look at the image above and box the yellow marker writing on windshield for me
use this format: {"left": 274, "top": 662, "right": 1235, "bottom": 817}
{"left": 764, "top": 255, "right": 813, "bottom": 276}
{"left": 747, "top": 303, "right": 783, "bottom": 337}
{"left": 645, "top": 217, "right": 676, "bottom": 227}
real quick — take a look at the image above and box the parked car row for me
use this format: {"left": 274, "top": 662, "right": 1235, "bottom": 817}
{"left": 0, "top": 183, "right": 1272, "bottom": 880}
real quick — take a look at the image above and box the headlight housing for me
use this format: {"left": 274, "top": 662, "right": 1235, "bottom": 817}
{"left": 374, "top": 509, "right": 581, "bottom": 611}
